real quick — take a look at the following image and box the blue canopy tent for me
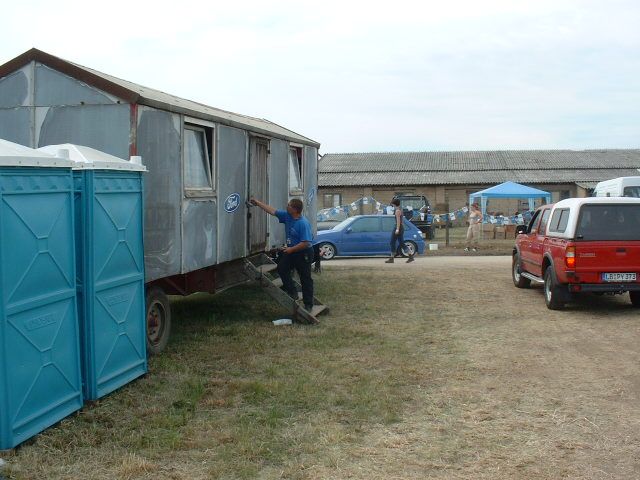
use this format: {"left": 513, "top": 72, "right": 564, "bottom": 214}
{"left": 469, "top": 181, "right": 552, "bottom": 218}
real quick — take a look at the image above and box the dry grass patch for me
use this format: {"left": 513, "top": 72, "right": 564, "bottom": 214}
{"left": 4, "top": 259, "right": 640, "bottom": 479}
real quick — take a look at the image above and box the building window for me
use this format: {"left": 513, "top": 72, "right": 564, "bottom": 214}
{"left": 289, "top": 146, "right": 303, "bottom": 192}
{"left": 184, "top": 124, "right": 214, "bottom": 193}
{"left": 323, "top": 193, "right": 342, "bottom": 208}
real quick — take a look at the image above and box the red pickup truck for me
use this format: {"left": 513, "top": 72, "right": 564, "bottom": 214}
{"left": 512, "top": 197, "right": 640, "bottom": 309}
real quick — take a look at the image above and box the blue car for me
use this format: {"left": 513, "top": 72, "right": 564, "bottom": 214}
{"left": 314, "top": 215, "right": 426, "bottom": 260}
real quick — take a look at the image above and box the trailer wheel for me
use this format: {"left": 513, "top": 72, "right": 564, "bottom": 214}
{"left": 146, "top": 286, "right": 171, "bottom": 355}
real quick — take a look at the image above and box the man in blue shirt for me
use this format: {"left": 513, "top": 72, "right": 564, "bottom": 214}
{"left": 250, "top": 197, "right": 315, "bottom": 311}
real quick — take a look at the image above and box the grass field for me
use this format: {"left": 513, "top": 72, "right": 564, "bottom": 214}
{"left": 4, "top": 257, "right": 640, "bottom": 479}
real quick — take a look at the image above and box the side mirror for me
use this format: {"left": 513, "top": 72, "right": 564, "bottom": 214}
{"left": 345, "top": 227, "right": 353, "bottom": 234}
{"left": 516, "top": 225, "right": 527, "bottom": 235}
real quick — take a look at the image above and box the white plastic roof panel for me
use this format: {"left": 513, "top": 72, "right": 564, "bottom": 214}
{"left": 0, "top": 138, "right": 73, "bottom": 168}
{"left": 38, "top": 143, "right": 146, "bottom": 171}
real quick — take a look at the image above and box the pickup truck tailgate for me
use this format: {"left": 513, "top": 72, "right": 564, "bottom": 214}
{"left": 575, "top": 241, "right": 640, "bottom": 281}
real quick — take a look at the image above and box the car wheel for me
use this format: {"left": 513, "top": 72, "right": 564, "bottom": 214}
{"left": 630, "top": 291, "right": 640, "bottom": 307}
{"left": 317, "top": 242, "right": 336, "bottom": 260}
{"left": 146, "top": 286, "right": 172, "bottom": 355}
{"left": 544, "top": 268, "right": 565, "bottom": 310}
{"left": 401, "top": 241, "right": 417, "bottom": 257}
{"left": 512, "top": 253, "right": 531, "bottom": 288}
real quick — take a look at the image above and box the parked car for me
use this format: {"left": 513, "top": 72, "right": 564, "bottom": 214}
{"left": 314, "top": 215, "right": 425, "bottom": 259}
{"left": 512, "top": 197, "right": 640, "bottom": 309}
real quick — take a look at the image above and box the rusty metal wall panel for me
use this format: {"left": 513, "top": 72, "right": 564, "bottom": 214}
{"left": 182, "top": 198, "right": 217, "bottom": 272}
{"left": 0, "top": 108, "right": 32, "bottom": 146}
{"left": 304, "top": 146, "right": 318, "bottom": 234}
{"left": 0, "top": 66, "right": 30, "bottom": 108}
{"left": 137, "top": 106, "right": 182, "bottom": 281}
{"left": 217, "top": 125, "right": 247, "bottom": 263}
{"left": 37, "top": 105, "right": 130, "bottom": 158}
{"left": 268, "top": 138, "right": 289, "bottom": 248}
{"left": 35, "top": 63, "right": 117, "bottom": 106}
{"left": 248, "top": 138, "right": 268, "bottom": 253}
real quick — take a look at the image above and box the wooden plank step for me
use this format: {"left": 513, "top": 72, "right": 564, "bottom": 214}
{"left": 257, "top": 263, "right": 277, "bottom": 274}
{"left": 271, "top": 277, "right": 283, "bottom": 288}
{"left": 310, "top": 305, "right": 328, "bottom": 317}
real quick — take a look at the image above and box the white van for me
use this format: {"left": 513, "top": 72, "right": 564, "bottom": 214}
{"left": 593, "top": 176, "right": 640, "bottom": 198}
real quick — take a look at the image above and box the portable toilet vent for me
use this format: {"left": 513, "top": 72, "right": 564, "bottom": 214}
{"left": 39, "top": 144, "right": 148, "bottom": 401}
{"left": 0, "top": 139, "right": 83, "bottom": 450}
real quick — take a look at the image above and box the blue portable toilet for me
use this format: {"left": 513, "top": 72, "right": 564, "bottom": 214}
{"left": 39, "top": 144, "right": 148, "bottom": 401}
{"left": 0, "top": 139, "right": 83, "bottom": 450}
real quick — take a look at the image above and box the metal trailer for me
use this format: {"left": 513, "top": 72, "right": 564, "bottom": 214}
{"left": 0, "top": 49, "right": 321, "bottom": 353}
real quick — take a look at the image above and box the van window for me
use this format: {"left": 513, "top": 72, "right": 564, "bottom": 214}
{"left": 575, "top": 204, "right": 640, "bottom": 241}
{"left": 623, "top": 186, "right": 640, "bottom": 198}
{"left": 549, "top": 208, "right": 570, "bottom": 233}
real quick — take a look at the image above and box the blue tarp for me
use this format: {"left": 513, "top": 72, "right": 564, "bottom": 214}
{"left": 469, "top": 181, "right": 552, "bottom": 217}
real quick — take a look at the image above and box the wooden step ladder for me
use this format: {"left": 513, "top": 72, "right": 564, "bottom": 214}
{"left": 244, "top": 254, "right": 329, "bottom": 324}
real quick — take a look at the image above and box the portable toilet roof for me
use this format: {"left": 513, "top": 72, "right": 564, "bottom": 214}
{"left": 0, "top": 139, "right": 73, "bottom": 168}
{"left": 38, "top": 143, "right": 147, "bottom": 171}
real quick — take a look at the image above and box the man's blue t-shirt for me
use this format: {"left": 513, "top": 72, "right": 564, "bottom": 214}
{"left": 275, "top": 210, "right": 313, "bottom": 247}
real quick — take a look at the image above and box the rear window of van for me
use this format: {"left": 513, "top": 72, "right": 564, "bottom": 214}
{"left": 575, "top": 204, "right": 640, "bottom": 241}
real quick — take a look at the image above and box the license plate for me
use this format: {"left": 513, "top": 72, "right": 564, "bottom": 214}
{"left": 602, "top": 272, "right": 637, "bottom": 282}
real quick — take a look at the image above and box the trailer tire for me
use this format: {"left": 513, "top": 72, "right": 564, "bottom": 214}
{"left": 146, "top": 286, "right": 171, "bottom": 355}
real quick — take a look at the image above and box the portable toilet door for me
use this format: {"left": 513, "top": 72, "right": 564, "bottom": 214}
{"left": 0, "top": 139, "right": 83, "bottom": 450}
{"left": 39, "top": 144, "right": 148, "bottom": 401}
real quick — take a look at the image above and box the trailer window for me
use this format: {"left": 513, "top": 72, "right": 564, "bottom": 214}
{"left": 184, "top": 125, "right": 213, "bottom": 192}
{"left": 289, "top": 147, "right": 303, "bottom": 193}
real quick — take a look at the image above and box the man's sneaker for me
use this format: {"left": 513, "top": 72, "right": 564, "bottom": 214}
{"left": 406, "top": 256, "right": 414, "bottom": 263}
{"left": 472, "top": 248, "right": 477, "bottom": 252}
{"left": 304, "top": 304, "right": 314, "bottom": 312}
{"left": 385, "top": 257, "right": 394, "bottom": 263}
{"left": 464, "top": 247, "right": 470, "bottom": 252}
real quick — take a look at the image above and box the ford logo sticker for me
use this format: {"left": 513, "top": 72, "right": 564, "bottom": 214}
{"left": 307, "top": 187, "right": 316, "bottom": 203}
{"left": 224, "top": 193, "right": 241, "bottom": 213}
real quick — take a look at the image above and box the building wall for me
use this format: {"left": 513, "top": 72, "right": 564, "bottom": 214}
{"left": 319, "top": 182, "right": 581, "bottom": 216}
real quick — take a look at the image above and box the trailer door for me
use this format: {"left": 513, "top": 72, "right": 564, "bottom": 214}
{"left": 248, "top": 137, "right": 269, "bottom": 253}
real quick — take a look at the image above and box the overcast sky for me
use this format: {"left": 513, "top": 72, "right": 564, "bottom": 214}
{"left": 2, "top": 0, "right": 639, "bottom": 154}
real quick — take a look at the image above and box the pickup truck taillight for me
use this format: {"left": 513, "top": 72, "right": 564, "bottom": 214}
{"left": 565, "top": 246, "right": 576, "bottom": 269}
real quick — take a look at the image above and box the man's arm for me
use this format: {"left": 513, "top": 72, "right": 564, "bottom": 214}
{"left": 395, "top": 209, "right": 402, "bottom": 232}
{"left": 250, "top": 198, "right": 277, "bottom": 216}
{"left": 283, "top": 241, "right": 310, "bottom": 254}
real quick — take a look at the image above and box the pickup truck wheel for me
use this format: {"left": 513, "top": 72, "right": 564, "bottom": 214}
{"left": 401, "top": 241, "right": 417, "bottom": 257}
{"left": 630, "top": 291, "right": 640, "bottom": 307}
{"left": 317, "top": 242, "right": 336, "bottom": 260}
{"left": 544, "top": 268, "right": 565, "bottom": 310}
{"left": 146, "top": 286, "right": 171, "bottom": 355}
{"left": 512, "top": 254, "right": 531, "bottom": 288}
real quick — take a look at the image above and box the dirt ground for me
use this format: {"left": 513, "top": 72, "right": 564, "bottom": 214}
{"left": 322, "top": 256, "right": 640, "bottom": 479}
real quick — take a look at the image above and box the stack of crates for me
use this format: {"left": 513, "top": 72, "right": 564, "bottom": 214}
{"left": 39, "top": 144, "right": 148, "bottom": 401}
{"left": 0, "top": 140, "right": 83, "bottom": 450}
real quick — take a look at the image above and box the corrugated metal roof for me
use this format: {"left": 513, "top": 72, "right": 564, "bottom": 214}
{"left": 319, "top": 150, "right": 640, "bottom": 172}
{"left": 319, "top": 168, "right": 640, "bottom": 187}
{"left": 0, "top": 49, "right": 319, "bottom": 147}
{"left": 318, "top": 150, "right": 640, "bottom": 187}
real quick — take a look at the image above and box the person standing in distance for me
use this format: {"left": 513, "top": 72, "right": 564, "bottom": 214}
{"left": 465, "top": 203, "right": 482, "bottom": 252}
{"left": 250, "top": 197, "right": 315, "bottom": 311}
{"left": 385, "top": 198, "right": 414, "bottom": 263}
